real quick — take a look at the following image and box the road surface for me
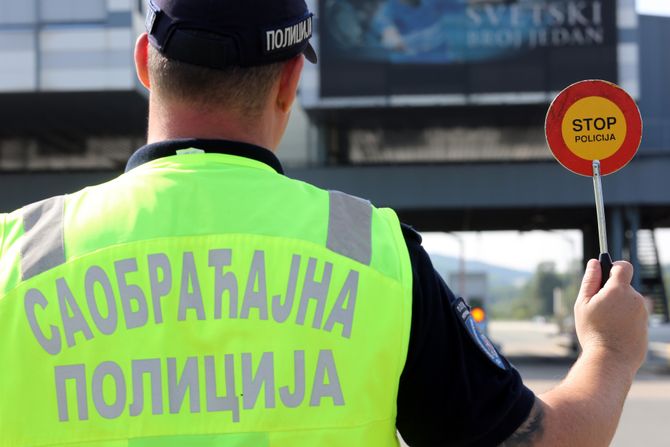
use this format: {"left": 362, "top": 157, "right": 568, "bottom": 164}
{"left": 493, "top": 320, "right": 670, "bottom": 447}
{"left": 400, "top": 320, "right": 670, "bottom": 446}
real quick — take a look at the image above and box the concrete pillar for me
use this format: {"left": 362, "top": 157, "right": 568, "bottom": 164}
{"left": 608, "top": 206, "right": 624, "bottom": 261}
{"left": 582, "top": 223, "right": 599, "bottom": 263}
{"left": 625, "top": 207, "right": 641, "bottom": 291}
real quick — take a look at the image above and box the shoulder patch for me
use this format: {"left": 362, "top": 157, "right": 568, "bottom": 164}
{"left": 401, "top": 223, "right": 422, "bottom": 244}
{"left": 453, "top": 298, "right": 506, "bottom": 370}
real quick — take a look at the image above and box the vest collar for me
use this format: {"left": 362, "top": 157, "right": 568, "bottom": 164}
{"left": 125, "top": 139, "right": 285, "bottom": 175}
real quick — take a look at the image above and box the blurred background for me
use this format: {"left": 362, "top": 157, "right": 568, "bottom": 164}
{"left": 1, "top": 0, "right": 669, "bottom": 444}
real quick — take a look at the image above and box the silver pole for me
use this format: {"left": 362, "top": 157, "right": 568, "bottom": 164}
{"left": 592, "top": 160, "right": 608, "bottom": 254}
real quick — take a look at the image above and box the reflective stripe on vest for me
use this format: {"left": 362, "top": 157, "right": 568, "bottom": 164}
{"left": 0, "top": 153, "right": 412, "bottom": 447}
{"left": 21, "top": 196, "right": 66, "bottom": 281}
{"left": 18, "top": 192, "right": 372, "bottom": 279}
{"left": 327, "top": 191, "right": 372, "bottom": 266}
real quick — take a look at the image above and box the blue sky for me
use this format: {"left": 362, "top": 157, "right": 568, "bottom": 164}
{"left": 636, "top": 0, "right": 670, "bottom": 17}
{"left": 422, "top": 229, "right": 670, "bottom": 273}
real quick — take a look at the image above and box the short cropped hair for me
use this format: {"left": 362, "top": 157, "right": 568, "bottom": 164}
{"left": 148, "top": 46, "right": 286, "bottom": 117}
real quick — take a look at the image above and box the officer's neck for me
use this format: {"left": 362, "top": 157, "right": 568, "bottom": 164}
{"left": 146, "top": 96, "right": 283, "bottom": 152}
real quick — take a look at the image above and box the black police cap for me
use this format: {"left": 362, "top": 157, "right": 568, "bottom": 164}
{"left": 146, "top": 0, "right": 317, "bottom": 69}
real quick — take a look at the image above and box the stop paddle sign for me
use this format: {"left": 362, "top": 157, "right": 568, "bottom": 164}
{"left": 545, "top": 79, "right": 642, "bottom": 176}
{"left": 545, "top": 79, "right": 642, "bottom": 287}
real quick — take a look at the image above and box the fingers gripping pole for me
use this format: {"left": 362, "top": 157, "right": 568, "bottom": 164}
{"left": 598, "top": 253, "right": 613, "bottom": 289}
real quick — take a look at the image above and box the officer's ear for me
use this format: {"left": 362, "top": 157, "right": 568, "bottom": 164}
{"left": 276, "top": 55, "right": 304, "bottom": 114}
{"left": 134, "top": 33, "right": 151, "bottom": 90}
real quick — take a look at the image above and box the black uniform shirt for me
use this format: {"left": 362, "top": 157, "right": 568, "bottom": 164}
{"left": 127, "top": 139, "right": 535, "bottom": 447}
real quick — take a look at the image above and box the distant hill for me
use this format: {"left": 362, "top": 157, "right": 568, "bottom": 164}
{"left": 426, "top": 252, "right": 533, "bottom": 290}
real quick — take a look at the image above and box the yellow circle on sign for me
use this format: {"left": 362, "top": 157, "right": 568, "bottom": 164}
{"left": 561, "top": 96, "right": 626, "bottom": 160}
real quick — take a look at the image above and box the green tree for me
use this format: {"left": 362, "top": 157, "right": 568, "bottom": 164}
{"left": 519, "top": 262, "right": 564, "bottom": 317}
{"left": 492, "top": 261, "right": 581, "bottom": 320}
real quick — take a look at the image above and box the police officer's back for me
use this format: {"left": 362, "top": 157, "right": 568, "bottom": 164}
{"left": 0, "top": 0, "right": 649, "bottom": 446}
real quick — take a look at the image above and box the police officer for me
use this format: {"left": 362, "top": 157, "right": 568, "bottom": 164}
{"left": 0, "top": 0, "right": 648, "bottom": 446}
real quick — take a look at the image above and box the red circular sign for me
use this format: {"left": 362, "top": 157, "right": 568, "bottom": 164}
{"left": 545, "top": 80, "right": 642, "bottom": 176}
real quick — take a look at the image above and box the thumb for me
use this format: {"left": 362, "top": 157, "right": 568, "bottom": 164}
{"left": 578, "top": 259, "right": 602, "bottom": 303}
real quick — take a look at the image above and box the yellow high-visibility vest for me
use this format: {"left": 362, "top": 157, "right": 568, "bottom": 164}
{"left": 0, "top": 152, "right": 413, "bottom": 447}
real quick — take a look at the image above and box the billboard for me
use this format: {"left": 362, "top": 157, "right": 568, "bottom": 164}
{"left": 314, "top": 0, "right": 618, "bottom": 106}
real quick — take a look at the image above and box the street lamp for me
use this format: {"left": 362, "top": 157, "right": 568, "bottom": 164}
{"left": 446, "top": 232, "right": 466, "bottom": 298}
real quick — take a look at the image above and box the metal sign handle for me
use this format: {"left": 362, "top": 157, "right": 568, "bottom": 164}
{"left": 592, "top": 160, "right": 613, "bottom": 287}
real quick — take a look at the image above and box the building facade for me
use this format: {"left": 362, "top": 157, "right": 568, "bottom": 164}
{"left": 0, "top": 0, "right": 668, "bottom": 317}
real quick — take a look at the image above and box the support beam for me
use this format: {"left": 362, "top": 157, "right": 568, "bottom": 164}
{"left": 608, "top": 207, "right": 624, "bottom": 261}
{"left": 625, "top": 207, "right": 641, "bottom": 291}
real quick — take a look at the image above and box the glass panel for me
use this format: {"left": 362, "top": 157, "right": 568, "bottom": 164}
{"left": 0, "top": 31, "right": 36, "bottom": 91}
{"left": 39, "top": 26, "right": 134, "bottom": 91}
{"left": 39, "top": 0, "right": 105, "bottom": 23}
{"left": 0, "top": 0, "right": 36, "bottom": 25}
